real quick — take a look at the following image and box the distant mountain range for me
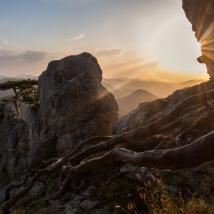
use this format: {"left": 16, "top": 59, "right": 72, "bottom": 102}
{"left": 102, "top": 78, "right": 205, "bottom": 99}
{"left": 118, "top": 89, "right": 158, "bottom": 115}
{"left": 103, "top": 78, "right": 205, "bottom": 115}
{"left": 0, "top": 75, "right": 205, "bottom": 115}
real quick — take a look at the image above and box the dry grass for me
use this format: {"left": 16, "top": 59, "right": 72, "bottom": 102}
{"left": 114, "top": 178, "right": 214, "bottom": 214}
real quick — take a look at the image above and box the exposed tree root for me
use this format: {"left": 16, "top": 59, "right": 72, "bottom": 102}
{"left": 2, "top": 175, "right": 39, "bottom": 214}
{"left": 46, "top": 130, "right": 214, "bottom": 197}
{"left": 3, "top": 176, "right": 28, "bottom": 202}
{"left": 0, "top": 131, "right": 161, "bottom": 213}
{"left": 2, "top": 130, "right": 214, "bottom": 213}
{"left": 34, "top": 89, "right": 214, "bottom": 173}
{"left": 3, "top": 157, "right": 58, "bottom": 203}
{"left": 2, "top": 90, "right": 214, "bottom": 213}
{"left": 68, "top": 130, "right": 214, "bottom": 173}
{"left": 51, "top": 169, "right": 73, "bottom": 200}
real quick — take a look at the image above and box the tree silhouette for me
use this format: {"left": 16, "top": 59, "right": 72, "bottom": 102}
{"left": 0, "top": 79, "right": 38, "bottom": 117}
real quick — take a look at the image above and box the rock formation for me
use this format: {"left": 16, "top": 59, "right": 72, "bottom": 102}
{"left": 0, "top": 52, "right": 118, "bottom": 183}
{"left": 0, "top": 103, "right": 28, "bottom": 179}
{"left": 29, "top": 52, "right": 118, "bottom": 163}
{"left": 0, "top": 53, "right": 119, "bottom": 213}
{"left": 182, "top": 0, "right": 214, "bottom": 78}
{"left": 115, "top": 80, "right": 214, "bottom": 145}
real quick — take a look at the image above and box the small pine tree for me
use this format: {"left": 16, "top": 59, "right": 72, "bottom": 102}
{"left": 0, "top": 79, "right": 39, "bottom": 117}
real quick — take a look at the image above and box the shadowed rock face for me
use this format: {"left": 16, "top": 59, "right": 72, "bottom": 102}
{"left": 0, "top": 117, "right": 28, "bottom": 179}
{"left": 182, "top": 0, "right": 214, "bottom": 78}
{"left": 35, "top": 52, "right": 118, "bottom": 157}
{"left": 39, "top": 53, "right": 103, "bottom": 130}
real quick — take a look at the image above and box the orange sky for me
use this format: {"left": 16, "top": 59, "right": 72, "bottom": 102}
{"left": 0, "top": 0, "right": 209, "bottom": 82}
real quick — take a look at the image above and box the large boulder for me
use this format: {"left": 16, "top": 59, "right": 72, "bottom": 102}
{"left": 182, "top": 0, "right": 214, "bottom": 78}
{"left": 30, "top": 52, "right": 118, "bottom": 158}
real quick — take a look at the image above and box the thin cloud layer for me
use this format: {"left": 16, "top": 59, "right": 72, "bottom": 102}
{"left": 66, "top": 34, "right": 85, "bottom": 41}
{"left": 96, "top": 49, "right": 125, "bottom": 57}
{"left": 0, "top": 50, "right": 48, "bottom": 65}
{"left": 0, "top": 40, "right": 9, "bottom": 46}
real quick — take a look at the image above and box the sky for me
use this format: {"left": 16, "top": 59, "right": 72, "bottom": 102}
{"left": 0, "top": 0, "right": 209, "bottom": 81}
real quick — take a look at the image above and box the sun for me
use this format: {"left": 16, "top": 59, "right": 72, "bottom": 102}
{"left": 149, "top": 16, "right": 206, "bottom": 76}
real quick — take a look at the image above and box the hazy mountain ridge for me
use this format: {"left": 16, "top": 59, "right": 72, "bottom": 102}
{"left": 118, "top": 89, "right": 158, "bottom": 115}
{"left": 0, "top": 76, "right": 204, "bottom": 115}
{"left": 102, "top": 78, "right": 205, "bottom": 114}
{"left": 0, "top": 76, "right": 204, "bottom": 100}
{"left": 103, "top": 78, "right": 205, "bottom": 99}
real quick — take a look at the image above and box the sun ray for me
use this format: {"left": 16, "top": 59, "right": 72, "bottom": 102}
{"left": 201, "top": 38, "right": 214, "bottom": 47}
{"left": 199, "top": 22, "right": 214, "bottom": 44}
{"left": 202, "top": 46, "right": 214, "bottom": 52}
{"left": 196, "top": 1, "right": 212, "bottom": 41}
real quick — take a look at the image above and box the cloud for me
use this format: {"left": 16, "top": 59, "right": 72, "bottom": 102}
{"left": 106, "top": 59, "right": 145, "bottom": 69}
{"left": 1, "top": 40, "right": 9, "bottom": 46}
{"left": 20, "top": 50, "right": 47, "bottom": 62}
{"left": 0, "top": 50, "right": 48, "bottom": 65}
{"left": 96, "top": 49, "right": 125, "bottom": 57}
{"left": 66, "top": 33, "right": 85, "bottom": 41}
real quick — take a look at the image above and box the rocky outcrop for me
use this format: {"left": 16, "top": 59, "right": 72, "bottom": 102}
{"left": 0, "top": 53, "right": 119, "bottom": 212}
{"left": 30, "top": 52, "right": 118, "bottom": 161}
{"left": 0, "top": 115, "right": 28, "bottom": 179}
{"left": 182, "top": 0, "right": 214, "bottom": 78}
{"left": 0, "top": 101, "right": 28, "bottom": 180}
{"left": 115, "top": 80, "right": 214, "bottom": 146}
{"left": 0, "top": 102, "right": 16, "bottom": 119}
{"left": 0, "top": 52, "right": 118, "bottom": 178}
{"left": 120, "top": 164, "right": 156, "bottom": 183}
